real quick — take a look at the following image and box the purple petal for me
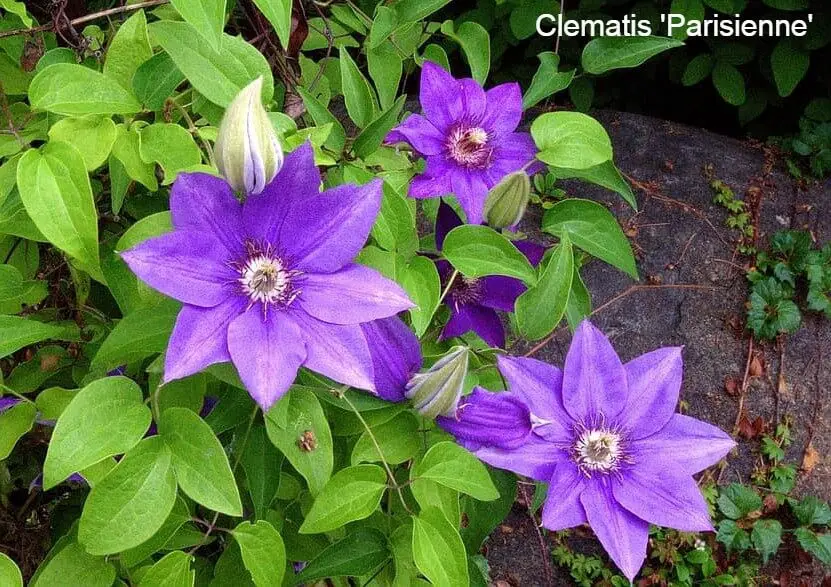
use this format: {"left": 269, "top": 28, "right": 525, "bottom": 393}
{"left": 541, "top": 462, "right": 588, "bottom": 531}
{"left": 164, "top": 297, "right": 245, "bottom": 383}
{"left": 515, "top": 240, "right": 546, "bottom": 266}
{"left": 622, "top": 347, "right": 683, "bottom": 439}
{"left": 409, "top": 157, "right": 455, "bottom": 200}
{"left": 290, "top": 310, "right": 375, "bottom": 391}
{"left": 561, "top": 321, "right": 628, "bottom": 422}
{"left": 437, "top": 388, "right": 532, "bottom": 450}
{"left": 282, "top": 180, "right": 382, "bottom": 274}
{"left": 482, "top": 83, "right": 523, "bottom": 136}
{"left": 613, "top": 468, "right": 714, "bottom": 532}
{"left": 580, "top": 480, "right": 649, "bottom": 582}
{"left": 469, "top": 433, "right": 567, "bottom": 482}
{"left": 479, "top": 275, "right": 525, "bottom": 312}
{"left": 386, "top": 113, "right": 445, "bottom": 156}
{"left": 487, "top": 133, "right": 539, "bottom": 179}
{"left": 227, "top": 309, "right": 307, "bottom": 410}
{"left": 242, "top": 143, "right": 320, "bottom": 245}
{"left": 441, "top": 304, "right": 505, "bottom": 348}
{"left": 435, "top": 200, "right": 462, "bottom": 251}
{"left": 451, "top": 169, "right": 489, "bottom": 225}
{"left": 496, "top": 355, "right": 573, "bottom": 443}
{"left": 0, "top": 397, "right": 21, "bottom": 414}
{"left": 169, "top": 173, "right": 245, "bottom": 257}
{"left": 360, "top": 317, "right": 422, "bottom": 402}
{"left": 631, "top": 414, "right": 735, "bottom": 475}
{"left": 298, "top": 264, "right": 413, "bottom": 325}
{"left": 459, "top": 79, "right": 487, "bottom": 122}
{"left": 419, "top": 61, "right": 462, "bottom": 131}
{"left": 121, "top": 232, "right": 234, "bottom": 308}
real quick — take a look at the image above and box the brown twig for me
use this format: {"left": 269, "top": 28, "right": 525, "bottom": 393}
{"left": 0, "top": 0, "right": 170, "bottom": 39}
{"left": 732, "top": 338, "right": 755, "bottom": 435}
{"left": 519, "top": 483, "right": 554, "bottom": 586}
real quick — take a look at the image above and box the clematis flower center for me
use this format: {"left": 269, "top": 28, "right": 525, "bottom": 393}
{"left": 572, "top": 425, "right": 629, "bottom": 477}
{"left": 450, "top": 276, "right": 483, "bottom": 308}
{"left": 236, "top": 241, "right": 301, "bottom": 312}
{"left": 446, "top": 125, "right": 493, "bottom": 169}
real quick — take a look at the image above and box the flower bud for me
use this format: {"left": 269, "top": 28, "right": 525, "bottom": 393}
{"left": 215, "top": 77, "right": 283, "bottom": 196}
{"left": 405, "top": 346, "right": 469, "bottom": 418}
{"left": 437, "top": 389, "right": 532, "bottom": 450}
{"left": 483, "top": 171, "right": 530, "bottom": 229}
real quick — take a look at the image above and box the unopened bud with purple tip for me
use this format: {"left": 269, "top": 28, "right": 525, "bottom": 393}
{"left": 215, "top": 77, "right": 283, "bottom": 196}
{"left": 405, "top": 346, "right": 469, "bottom": 418}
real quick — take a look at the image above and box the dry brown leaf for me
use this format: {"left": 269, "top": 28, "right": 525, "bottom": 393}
{"left": 802, "top": 442, "right": 820, "bottom": 472}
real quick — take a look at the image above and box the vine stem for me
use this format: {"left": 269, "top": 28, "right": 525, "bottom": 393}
{"left": 339, "top": 387, "right": 413, "bottom": 515}
{"left": 0, "top": 0, "right": 171, "bottom": 39}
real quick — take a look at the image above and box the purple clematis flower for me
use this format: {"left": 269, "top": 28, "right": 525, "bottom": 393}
{"left": 121, "top": 143, "right": 414, "bottom": 410}
{"left": 435, "top": 201, "right": 544, "bottom": 348}
{"left": 438, "top": 321, "right": 736, "bottom": 581}
{"left": 359, "top": 317, "right": 422, "bottom": 403}
{"left": 386, "top": 62, "right": 539, "bottom": 225}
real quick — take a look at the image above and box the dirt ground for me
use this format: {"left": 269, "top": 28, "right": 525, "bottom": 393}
{"left": 485, "top": 111, "right": 831, "bottom": 586}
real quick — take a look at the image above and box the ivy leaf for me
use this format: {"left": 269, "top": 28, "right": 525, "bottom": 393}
{"left": 299, "top": 465, "right": 387, "bottom": 534}
{"left": 751, "top": 519, "right": 782, "bottom": 563}
{"left": 233, "top": 521, "right": 286, "bottom": 587}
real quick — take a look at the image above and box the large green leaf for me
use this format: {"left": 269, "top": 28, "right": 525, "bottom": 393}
{"left": 30, "top": 541, "right": 115, "bottom": 587}
{"left": 103, "top": 10, "right": 152, "bottom": 91}
{"left": 139, "top": 123, "right": 202, "bottom": 184}
{"left": 299, "top": 464, "right": 387, "bottom": 534}
{"left": 132, "top": 52, "right": 186, "bottom": 111}
{"left": 17, "top": 141, "right": 103, "bottom": 280}
{"left": 339, "top": 47, "right": 378, "bottom": 128}
{"left": 251, "top": 0, "right": 292, "bottom": 51}
{"left": 0, "top": 401, "right": 36, "bottom": 460}
{"left": 47, "top": 116, "right": 117, "bottom": 171}
{"left": 170, "top": 0, "right": 226, "bottom": 51}
{"left": 552, "top": 161, "right": 637, "bottom": 210}
{"left": 121, "top": 497, "right": 191, "bottom": 567}
{"left": 393, "top": 0, "right": 450, "bottom": 22}
{"left": 0, "top": 315, "right": 77, "bottom": 359}
{"left": 150, "top": 21, "right": 273, "bottom": 107}
{"left": 412, "top": 442, "right": 498, "bottom": 500}
{"left": 440, "top": 20, "right": 490, "bottom": 84}
{"left": 294, "top": 528, "right": 389, "bottom": 584}
{"left": 110, "top": 123, "right": 158, "bottom": 192}
{"left": 351, "top": 411, "right": 420, "bottom": 465}
{"left": 240, "top": 425, "right": 284, "bottom": 520}
{"left": 712, "top": 61, "right": 746, "bottom": 106}
{"left": 0, "top": 553, "right": 22, "bottom": 587}
{"left": 523, "top": 52, "right": 575, "bottom": 110}
{"left": 397, "top": 255, "right": 440, "bottom": 337}
{"left": 582, "top": 36, "right": 684, "bottom": 74}
{"left": 233, "top": 521, "right": 286, "bottom": 587}
{"left": 542, "top": 199, "right": 638, "bottom": 279}
{"left": 771, "top": 40, "right": 809, "bottom": 97}
{"left": 79, "top": 436, "right": 177, "bottom": 555}
{"left": 43, "top": 376, "right": 152, "bottom": 489}
{"left": 264, "top": 388, "right": 333, "bottom": 495}
{"left": 516, "top": 235, "right": 574, "bottom": 340}
{"left": 138, "top": 550, "right": 195, "bottom": 587}
{"left": 412, "top": 507, "right": 469, "bottom": 586}
{"left": 160, "top": 407, "right": 243, "bottom": 516}
{"left": 443, "top": 225, "right": 536, "bottom": 284}
{"left": 531, "top": 112, "right": 613, "bottom": 170}
{"left": 29, "top": 64, "right": 141, "bottom": 115}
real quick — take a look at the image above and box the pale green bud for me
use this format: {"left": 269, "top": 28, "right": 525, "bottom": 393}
{"left": 483, "top": 171, "right": 531, "bottom": 229}
{"left": 215, "top": 77, "right": 283, "bottom": 196}
{"left": 405, "top": 346, "right": 469, "bottom": 419}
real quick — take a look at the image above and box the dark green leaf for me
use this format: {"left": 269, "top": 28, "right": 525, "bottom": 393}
{"left": 582, "top": 36, "right": 684, "bottom": 74}
{"left": 295, "top": 528, "right": 389, "bottom": 584}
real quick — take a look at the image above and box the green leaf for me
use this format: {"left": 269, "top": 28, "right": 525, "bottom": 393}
{"left": 17, "top": 141, "right": 103, "bottom": 280}
{"left": 0, "top": 315, "right": 75, "bottom": 359}
{"left": 670, "top": 0, "right": 705, "bottom": 40}
{"left": 0, "top": 0, "right": 32, "bottom": 26}
{"left": 582, "top": 36, "right": 684, "bottom": 74}
{"left": 716, "top": 519, "right": 751, "bottom": 552}
{"left": 351, "top": 411, "right": 420, "bottom": 465}
{"left": 139, "top": 123, "right": 202, "bottom": 184}
{"left": 295, "top": 528, "right": 389, "bottom": 584}
{"left": 371, "top": 182, "right": 418, "bottom": 255}
{"left": 712, "top": 61, "right": 746, "bottom": 106}
{"left": 789, "top": 496, "right": 831, "bottom": 526}
{"left": 103, "top": 10, "right": 153, "bottom": 91}
{"left": 47, "top": 116, "right": 117, "bottom": 171}
{"left": 718, "top": 484, "right": 762, "bottom": 520}
{"left": 412, "top": 507, "right": 469, "bottom": 586}
{"left": 160, "top": 407, "right": 243, "bottom": 516}
{"left": 411, "top": 479, "right": 459, "bottom": 525}
{"left": 0, "top": 553, "right": 22, "bottom": 587}
{"left": 354, "top": 95, "right": 406, "bottom": 158}
{"left": 339, "top": 47, "right": 377, "bottom": 128}
{"left": 299, "top": 464, "right": 387, "bottom": 534}
{"left": 460, "top": 468, "right": 517, "bottom": 553}
{"left": 90, "top": 299, "right": 179, "bottom": 374}
{"left": 296, "top": 87, "right": 346, "bottom": 153}
{"left": 393, "top": 0, "right": 451, "bottom": 23}
{"left": 0, "top": 401, "right": 36, "bottom": 460}
{"left": 170, "top": 0, "right": 226, "bottom": 51}
{"left": 233, "top": 521, "right": 286, "bottom": 587}
{"left": 682, "top": 53, "right": 714, "bottom": 86}
{"left": 398, "top": 255, "right": 441, "bottom": 337}
{"left": 138, "top": 551, "right": 195, "bottom": 587}
{"left": 30, "top": 541, "right": 115, "bottom": 587}
{"left": 79, "top": 436, "right": 177, "bottom": 555}
{"left": 565, "top": 267, "right": 592, "bottom": 330}
{"left": 240, "top": 425, "right": 284, "bottom": 520}
{"left": 368, "top": 6, "right": 398, "bottom": 49}
{"left": 552, "top": 161, "right": 637, "bottom": 210}
{"left": 43, "top": 376, "right": 151, "bottom": 489}
{"left": 0, "top": 53, "right": 31, "bottom": 95}
{"left": 532, "top": 112, "right": 613, "bottom": 170}
{"left": 516, "top": 236, "right": 574, "bottom": 340}
{"left": 0, "top": 264, "right": 23, "bottom": 301}
{"left": 443, "top": 225, "right": 536, "bottom": 284}
{"left": 794, "top": 528, "right": 831, "bottom": 565}
{"left": 367, "top": 43, "right": 403, "bottom": 111}
{"left": 542, "top": 199, "right": 638, "bottom": 279}
{"left": 110, "top": 123, "right": 158, "bottom": 192}
{"left": 264, "top": 388, "right": 333, "bottom": 495}
{"left": 132, "top": 52, "right": 186, "bottom": 111}
{"left": 523, "top": 52, "right": 575, "bottom": 110}
{"left": 150, "top": 21, "right": 273, "bottom": 107}
{"left": 251, "top": 0, "right": 292, "bottom": 50}
{"left": 29, "top": 64, "right": 141, "bottom": 115}
{"left": 412, "top": 441, "right": 498, "bottom": 500}
{"left": 440, "top": 20, "right": 490, "bottom": 84}
{"left": 771, "top": 40, "right": 809, "bottom": 98}
{"left": 121, "top": 497, "right": 191, "bottom": 567}
{"left": 751, "top": 519, "right": 782, "bottom": 563}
